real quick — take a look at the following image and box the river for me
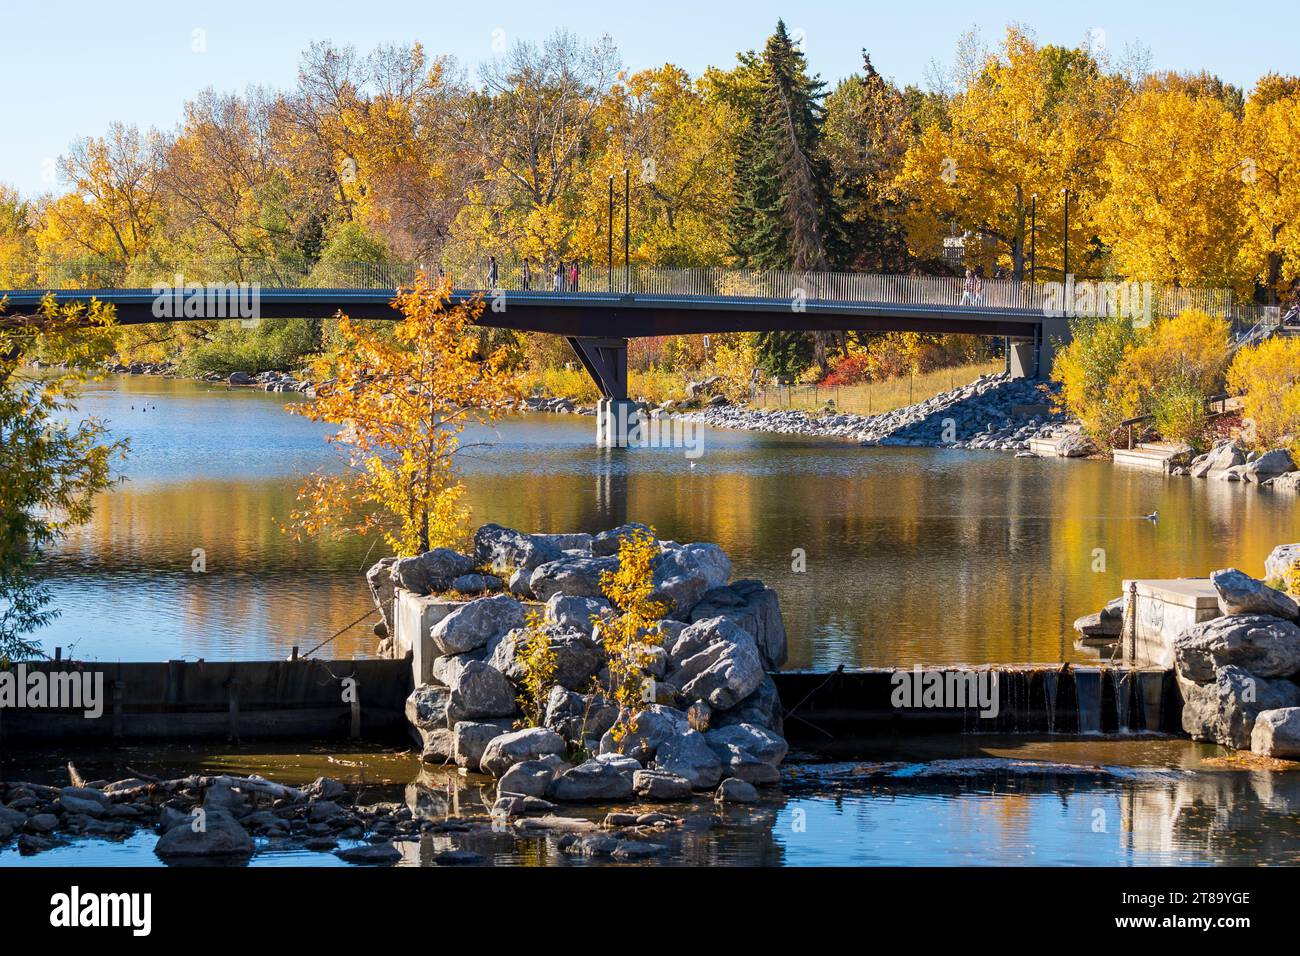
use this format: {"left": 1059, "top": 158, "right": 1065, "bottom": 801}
{"left": 35, "top": 375, "right": 1300, "bottom": 667}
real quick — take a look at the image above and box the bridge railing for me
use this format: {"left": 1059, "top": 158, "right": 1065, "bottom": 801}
{"left": 2, "top": 255, "right": 1248, "bottom": 321}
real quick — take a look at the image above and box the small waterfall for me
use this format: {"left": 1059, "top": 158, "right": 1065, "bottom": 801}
{"left": 1042, "top": 669, "right": 1059, "bottom": 734}
{"left": 1136, "top": 670, "right": 1166, "bottom": 732}
{"left": 1114, "top": 669, "right": 1132, "bottom": 733}
{"left": 1075, "top": 667, "right": 1103, "bottom": 734}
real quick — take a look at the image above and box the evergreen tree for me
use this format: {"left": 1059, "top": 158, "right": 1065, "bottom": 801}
{"left": 727, "top": 21, "right": 848, "bottom": 375}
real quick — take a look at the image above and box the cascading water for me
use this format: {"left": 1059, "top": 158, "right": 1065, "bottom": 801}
{"left": 1114, "top": 669, "right": 1133, "bottom": 733}
{"left": 1136, "top": 670, "right": 1166, "bottom": 732}
{"left": 1074, "top": 667, "right": 1103, "bottom": 734}
{"left": 1042, "top": 669, "right": 1058, "bottom": 735}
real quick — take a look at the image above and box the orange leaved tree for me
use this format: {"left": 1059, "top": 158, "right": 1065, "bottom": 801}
{"left": 287, "top": 275, "right": 516, "bottom": 555}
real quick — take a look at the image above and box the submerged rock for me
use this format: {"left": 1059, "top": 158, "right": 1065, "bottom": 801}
{"left": 154, "top": 809, "right": 253, "bottom": 860}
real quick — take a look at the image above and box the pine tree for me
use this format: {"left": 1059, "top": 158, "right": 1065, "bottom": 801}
{"left": 728, "top": 21, "right": 848, "bottom": 375}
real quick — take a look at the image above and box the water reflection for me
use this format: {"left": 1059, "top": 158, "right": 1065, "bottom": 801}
{"left": 37, "top": 376, "right": 1300, "bottom": 666}
{"left": 4, "top": 739, "right": 1300, "bottom": 866}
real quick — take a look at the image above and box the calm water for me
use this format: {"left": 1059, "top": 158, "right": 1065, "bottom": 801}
{"left": 35, "top": 375, "right": 1300, "bottom": 666}
{"left": 3, "top": 738, "right": 1299, "bottom": 867}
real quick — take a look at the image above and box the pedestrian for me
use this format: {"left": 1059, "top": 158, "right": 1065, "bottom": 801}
{"left": 521, "top": 257, "right": 532, "bottom": 292}
{"left": 569, "top": 260, "right": 580, "bottom": 293}
{"left": 553, "top": 260, "right": 565, "bottom": 292}
{"left": 960, "top": 269, "right": 976, "bottom": 305}
{"left": 487, "top": 255, "right": 499, "bottom": 290}
{"left": 972, "top": 268, "right": 984, "bottom": 306}
{"left": 435, "top": 265, "right": 446, "bottom": 286}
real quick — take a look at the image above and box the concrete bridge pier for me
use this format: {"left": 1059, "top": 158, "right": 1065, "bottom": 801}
{"left": 596, "top": 398, "right": 642, "bottom": 448}
{"left": 1009, "top": 318, "right": 1071, "bottom": 379}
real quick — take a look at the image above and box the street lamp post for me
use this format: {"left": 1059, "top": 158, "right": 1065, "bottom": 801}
{"left": 623, "top": 167, "right": 630, "bottom": 293}
{"left": 1061, "top": 188, "right": 1070, "bottom": 281}
{"left": 1029, "top": 193, "right": 1036, "bottom": 288}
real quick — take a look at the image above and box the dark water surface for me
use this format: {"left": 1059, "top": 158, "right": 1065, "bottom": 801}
{"left": 37, "top": 375, "right": 1300, "bottom": 666}
{"left": 3, "top": 738, "right": 1299, "bottom": 867}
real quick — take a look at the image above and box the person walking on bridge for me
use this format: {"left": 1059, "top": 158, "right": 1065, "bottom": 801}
{"left": 960, "top": 269, "right": 977, "bottom": 305}
{"left": 553, "top": 260, "right": 565, "bottom": 292}
{"left": 521, "top": 257, "right": 532, "bottom": 292}
{"left": 487, "top": 255, "right": 499, "bottom": 291}
{"left": 569, "top": 260, "right": 580, "bottom": 293}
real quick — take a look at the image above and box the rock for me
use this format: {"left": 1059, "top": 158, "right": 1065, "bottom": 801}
{"left": 544, "top": 593, "right": 612, "bottom": 635}
{"left": 498, "top": 759, "right": 563, "bottom": 799}
{"left": 335, "top": 843, "right": 401, "bottom": 865}
{"left": 446, "top": 660, "right": 517, "bottom": 719}
{"left": 1174, "top": 614, "right": 1300, "bottom": 682}
{"left": 652, "top": 543, "right": 732, "bottom": 617}
{"left": 564, "top": 833, "right": 624, "bottom": 857}
{"left": 1191, "top": 442, "right": 1245, "bottom": 478}
{"left": 1056, "top": 432, "right": 1097, "bottom": 458}
{"left": 598, "top": 705, "right": 691, "bottom": 761}
{"left": 528, "top": 554, "right": 619, "bottom": 602}
{"left": 366, "top": 557, "right": 398, "bottom": 634}
{"left": 430, "top": 594, "right": 525, "bottom": 655}
{"left": 507, "top": 567, "right": 534, "bottom": 599}
{"left": 704, "top": 723, "right": 788, "bottom": 766}
{"left": 715, "top": 778, "right": 759, "bottom": 804}
{"left": 488, "top": 625, "right": 603, "bottom": 689}
{"left": 715, "top": 745, "right": 782, "bottom": 785}
{"left": 391, "top": 548, "right": 477, "bottom": 595}
{"left": 1245, "top": 449, "right": 1295, "bottom": 482}
{"left": 25, "top": 813, "right": 59, "bottom": 833}
{"left": 633, "top": 769, "right": 693, "bottom": 800}
{"left": 652, "top": 730, "right": 723, "bottom": 789}
{"left": 549, "top": 759, "right": 634, "bottom": 802}
{"left": 592, "top": 523, "right": 655, "bottom": 557}
{"left": 303, "top": 777, "right": 347, "bottom": 800}
{"left": 453, "top": 718, "right": 515, "bottom": 771}
{"left": 689, "top": 579, "right": 787, "bottom": 669}
{"left": 480, "top": 728, "right": 566, "bottom": 777}
{"left": 59, "top": 787, "right": 110, "bottom": 817}
{"left": 1251, "top": 707, "right": 1300, "bottom": 757}
{"left": 154, "top": 809, "right": 254, "bottom": 859}
{"left": 713, "top": 674, "right": 784, "bottom": 734}
{"left": 308, "top": 800, "right": 345, "bottom": 822}
{"left": 665, "top": 616, "right": 765, "bottom": 710}
{"left": 474, "top": 524, "right": 563, "bottom": 576}
{"left": 1073, "top": 611, "right": 1122, "bottom": 639}
{"left": 1266, "top": 544, "right": 1300, "bottom": 583}
{"left": 430, "top": 650, "right": 486, "bottom": 687}
{"left": 449, "top": 573, "right": 503, "bottom": 594}
{"left": 405, "top": 685, "right": 456, "bottom": 762}
{"left": 1210, "top": 568, "right": 1299, "bottom": 619}
{"left": 1178, "top": 666, "right": 1300, "bottom": 749}
{"left": 228, "top": 371, "right": 253, "bottom": 385}
{"left": 544, "top": 687, "right": 619, "bottom": 743}
{"left": 534, "top": 532, "right": 595, "bottom": 552}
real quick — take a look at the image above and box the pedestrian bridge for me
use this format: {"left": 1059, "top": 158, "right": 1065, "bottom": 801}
{"left": 1, "top": 260, "right": 1235, "bottom": 402}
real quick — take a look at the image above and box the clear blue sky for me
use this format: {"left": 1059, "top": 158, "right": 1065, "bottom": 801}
{"left": 0, "top": 0, "right": 1285, "bottom": 197}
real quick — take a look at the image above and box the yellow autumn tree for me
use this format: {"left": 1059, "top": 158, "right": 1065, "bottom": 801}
{"left": 1239, "top": 76, "right": 1300, "bottom": 298}
{"left": 1227, "top": 336, "right": 1300, "bottom": 452}
{"left": 1094, "top": 85, "right": 1247, "bottom": 289}
{"left": 0, "top": 185, "right": 36, "bottom": 288}
{"left": 896, "top": 27, "right": 1120, "bottom": 279}
{"left": 287, "top": 274, "right": 517, "bottom": 555}
{"left": 598, "top": 526, "right": 669, "bottom": 745}
{"left": 1122, "top": 309, "right": 1230, "bottom": 445}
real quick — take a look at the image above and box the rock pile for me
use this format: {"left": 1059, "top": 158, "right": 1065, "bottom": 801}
{"left": 390, "top": 523, "right": 790, "bottom": 812}
{"left": 672, "top": 374, "right": 1068, "bottom": 451}
{"left": 0, "top": 772, "right": 428, "bottom": 863}
{"left": 1172, "top": 563, "right": 1300, "bottom": 756}
{"left": 1180, "top": 441, "right": 1299, "bottom": 486}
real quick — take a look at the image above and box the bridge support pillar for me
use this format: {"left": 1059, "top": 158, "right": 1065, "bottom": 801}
{"left": 596, "top": 398, "right": 642, "bottom": 448}
{"left": 1009, "top": 318, "right": 1071, "bottom": 379}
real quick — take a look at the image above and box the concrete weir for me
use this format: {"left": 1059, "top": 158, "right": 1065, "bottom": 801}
{"left": 0, "top": 659, "right": 413, "bottom": 741}
{"left": 0, "top": 658, "right": 1178, "bottom": 746}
